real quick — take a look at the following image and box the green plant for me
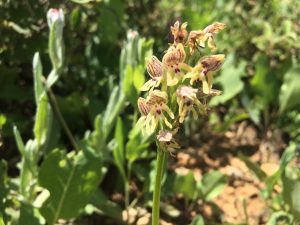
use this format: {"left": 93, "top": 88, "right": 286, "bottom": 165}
{"left": 240, "top": 143, "right": 300, "bottom": 224}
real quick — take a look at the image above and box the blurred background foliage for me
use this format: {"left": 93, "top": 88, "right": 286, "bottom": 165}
{"left": 1, "top": 0, "right": 300, "bottom": 224}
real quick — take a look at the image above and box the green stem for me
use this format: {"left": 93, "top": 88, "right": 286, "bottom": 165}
{"left": 152, "top": 146, "right": 166, "bottom": 225}
{"left": 47, "top": 88, "right": 79, "bottom": 151}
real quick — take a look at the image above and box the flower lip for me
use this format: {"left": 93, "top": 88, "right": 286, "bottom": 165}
{"left": 162, "top": 44, "right": 186, "bottom": 67}
{"left": 199, "top": 54, "right": 225, "bottom": 74}
{"left": 147, "top": 56, "right": 163, "bottom": 78}
{"left": 146, "top": 90, "right": 168, "bottom": 105}
{"left": 176, "top": 85, "right": 198, "bottom": 99}
{"left": 138, "top": 97, "right": 150, "bottom": 116}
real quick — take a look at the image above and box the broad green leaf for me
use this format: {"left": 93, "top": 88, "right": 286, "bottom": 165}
{"left": 174, "top": 171, "right": 196, "bottom": 200}
{"left": 123, "top": 65, "right": 138, "bottom": 104}
{"left": 98, "top": 0, "right": 124, "bottom": 43}
{"left": 251, "top": 55, "right": 279, "bottom": 107}
{"left": 190, "top": 215, "right": 205, "bottom": 225}
{"left": 198, "top": 170, "right": 226, "bottom": 201}
{"left": 34, "top": 93, "right": 52, "bottom": 147}
{"left": 90, "top": 189, "right": 123, "bottom": 222}
{"left": 19, "top": 203, "right": 44, "bottom": 225}
{"left": 239, "top": 154, "right": 267, "bottom": 181}
{"left": 279, "top": 65, "right": 300, "bottom": 113}
{"left": 133, "top": 66, "right": 145, "bottom": 92}
{"left": 113, "top": 117, "right": 126, "bottom": 181}
{"left": 266, "top": 211, "right": 292, "bottom": 225}
{"left": 126, "top": 124, "right": 150, "bottom": 164}
{"left": 210, "top": 54, "right": 246, "bottom": 106}
{"left": 39, "top": 148, "right": 102, "bottom": 225}
{"left": 33, "top": 52, "right": 44, "bottom": 104}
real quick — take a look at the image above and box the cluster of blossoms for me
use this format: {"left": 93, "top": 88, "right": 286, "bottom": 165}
{"left": 137, "top": 21, "right": 226, "bottom": 154}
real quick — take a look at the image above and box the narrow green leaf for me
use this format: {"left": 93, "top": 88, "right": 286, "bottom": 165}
{"left": 239, "top": 154, "right": 267, "bottom": 181}
{"left": 13, "top": 126, "right": 26, "bottom": 158}
{"left": 113, "top": 117, "right": 126, "bottom": 181}
{"left": 34, "top": 93, "right": 52, "bottom": 147}
{"left": 266, "top": 143, "right": 296, "bottom": 193}
{"left": 33, "top": 52, "right": 44, "bottom": 104}
{"left": 39, "top": 148, "right": 102, "bottom": 225}
{"left": 90, "top": 189, "right": 123, "bottom": 222}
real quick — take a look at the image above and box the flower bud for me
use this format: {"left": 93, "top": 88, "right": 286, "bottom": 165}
{"left": 47, "top": 8, "right": 64, "bottom": 29}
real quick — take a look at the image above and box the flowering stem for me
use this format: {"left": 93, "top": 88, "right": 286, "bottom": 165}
{"left": 152, "top": 145, "right": 166, "bottom": 225}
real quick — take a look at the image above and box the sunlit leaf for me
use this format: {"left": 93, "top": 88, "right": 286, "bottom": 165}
{"left": 190, "top": 215, "right": 205, "bottom": 225}
{"left": 198, "top": 170, "right": 226, "bottom": 201}
{"left": 279, "top": 65, "right": 300, "bottom": 113}
{"left": 174, "top": 171, "right": 196, "bottom": 200}
{"left": 39, "top": 148, "right": 102, "bottom": 225}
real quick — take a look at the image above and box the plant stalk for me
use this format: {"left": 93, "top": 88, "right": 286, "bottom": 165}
{"left": 152, "top": 146, "right": 166, "bottom": 225}
{"left": 47, "top": 88, "right": 79, "bottom": 151}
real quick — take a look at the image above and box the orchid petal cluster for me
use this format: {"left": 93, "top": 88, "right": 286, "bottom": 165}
{"left": 137, "top": 21, "right": 226, "bottom": 154}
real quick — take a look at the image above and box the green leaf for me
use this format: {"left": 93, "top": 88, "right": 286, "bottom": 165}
{"left": 210, "top": 54, "right": 246, "bottom": 106}
{"left": 198, "top": 170, "right": 226, "bottom": 201}
{"left": 133, "top": 65, "right": 145, "bottom": 92}
{"left": 39, "top": 148, "right": 102, "bottom": 225}
{"left": 239, "top": 154, "right": 267, "bottom": 181}
{"left": 265, "top": 143, "right": 296, "bottom": 193}
{"left": 123, "top": 65, "right": 138, "bottom": 105}
{"left": 174, "top": 171, "right": 196, "bottom": 200}
{"left": 33, "top": 52, "right": 44, "bottom": 104}
{"left": 34, "top": 93, "right": 52, "bottom": 147}
{"left": 126, "top": 124, "right": 150, "bottom": 164}
{"left": 251, "top": 55, "right": 279, "bottom": 107}
{"left": 90, "top": 189, "right": 123, "bottom": 222}
{"left": 279, "top": 65, "right": 300, "bottom": 113}
{"left": 190, "top": 215, "right": 205, "bottom": 225}
{"left": 19, "top": 203, "right": 44, "bottom": 225}
{"left": 113, "top": 117, "right": 126, "bottom": 181}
